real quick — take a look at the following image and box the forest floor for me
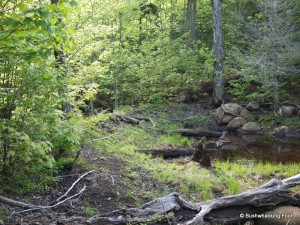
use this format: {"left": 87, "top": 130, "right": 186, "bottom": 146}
{"left": 1, "top": 101, "right": 300, "bottom": 224}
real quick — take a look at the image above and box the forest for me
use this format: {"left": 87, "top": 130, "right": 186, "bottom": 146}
{"left": 1, "top": 0, "right": 300, "bottom": 224}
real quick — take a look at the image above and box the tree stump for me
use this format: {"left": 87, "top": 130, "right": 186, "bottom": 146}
{"left": 192, "top": 137, "right": 211, "bottom": 167}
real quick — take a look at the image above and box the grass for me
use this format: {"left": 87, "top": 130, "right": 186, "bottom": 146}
{"left": 77, "top": 103, "right": 300, "bottom": 204}
{"left": 85, "top": 204, "right": 98, "bottom": 217}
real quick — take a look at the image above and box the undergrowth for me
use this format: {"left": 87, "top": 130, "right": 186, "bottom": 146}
{"left": 77, "top": 103, "right": 300, "bottom": 202}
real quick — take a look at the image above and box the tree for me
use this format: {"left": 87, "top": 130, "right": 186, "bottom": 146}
{"left": 186, "top": 0, "right": 198, "bottom": 43}
{"left": 211, "top": 0, "right": 225, "bottom": 107}
{"left": 0, "top": 0, "right": 78, "bottom": 181}
{"left": 245, "top": 0, "right": 300, "bottom": 108}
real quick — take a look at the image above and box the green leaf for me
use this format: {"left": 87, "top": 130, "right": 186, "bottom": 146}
{"left": 17, "top": 3, "right": 27, "bottom": 12}
{"left": 8, "top": 150, "right": 16, "bottom": 157}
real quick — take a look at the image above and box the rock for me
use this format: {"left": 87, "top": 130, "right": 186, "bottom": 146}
{"left": 254, "top": 206, "right": 300, "bottom": 225}
{"left": 277, "top": 105, "right": 296, "bottom": 117}
{"left": 241, "top": 135, "right": 260, "bottom": 142}
{"left": 222, "top": 103, "right": 243, "bottom": 115}
{"left": 221, "top": 114, "right": 235, "bottom": 125}
{"left": 274, "top": 126, "right": 289, "bottom": 133}
{"left": 240, "top": 108, "right": 256, "bottom": 122}
{"left": 242, "top": 122, "right": 261, "bottom": 132}
{"left": 175, "top": 91, "right": 192, "bottom": 103}
{"left": 246, "top": 102, "right": 259, "bottom": 111}
{"left": 273, "top": 126, "right": 289, "bottom": 137}
{"left": 224, "top": 117, "right": 247, "bottom": 131}
{"left": 216, "top": 103, "right": 243, "bottom": 125}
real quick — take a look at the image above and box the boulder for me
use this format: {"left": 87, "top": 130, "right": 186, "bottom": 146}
{"left": 224, "top": 117, "right": 247, "bottom": 131}
{"left": 216, "top": 103, "right": 243, "bottom": 125}
{"left": 246, "top": 102, "right": 259, "bottom": 111}
{"left": 274, "top": 126, "right": 289, "bottom": 133}
{"left": 242, "top": 122, "right": 261, "bottom": 132}
{"left": 241, "top": 135, "right": 260, "bottom": 142}
{"left": 255, "top": 206, "right": 300, "bottom": 225}
{"left": 273, "top": 126, "right": 289, "bottom": 137}
{"left": 222, "top": 103, "right": 243, "bottom": 115}
{"left": 240, "top": 108, "right": 256, "bottom": 122}
{"left": 277, "top": 105, "right": 296, "bottom": 117}
{"left": 175, "top": 91, "right": 193, "bottom": 103}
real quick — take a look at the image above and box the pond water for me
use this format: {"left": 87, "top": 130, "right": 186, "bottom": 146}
{"left": 209, "top": 135, "right": 300, "bottom": 164}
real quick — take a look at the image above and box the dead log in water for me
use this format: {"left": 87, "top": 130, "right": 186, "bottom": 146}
{"left": 87, "top": 174, "right": 300, "bottom": 225}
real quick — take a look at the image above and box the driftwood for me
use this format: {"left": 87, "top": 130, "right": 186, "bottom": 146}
{"left": 0, "top": 170, "right": 94, "bottom": 215}
{"left": 136, "top": 148, "right": 194, "bottom": 159}
{"left": 165, "top": 129, "right": 222, "bottom": 138}
{"left": 113, "top": 112, "right": 140, "bottom": 124}
{"left": 87, "top": 174, "right": 300, "bottom": 225}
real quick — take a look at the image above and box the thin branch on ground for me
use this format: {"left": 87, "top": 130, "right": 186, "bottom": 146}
{"left": 92, "top": 133, "right": 119, "bottom": 141}
{"left": 12, "top": 185, "right": 86, "bottom": 215}
{"left": 149, "top": 116, "right": 155, "bottom": 128}
{"left": 0, "top": 170, "right": 94, "bottom": 216}
{"left": 55, "top": 170, "right": 95, "bottom": 202}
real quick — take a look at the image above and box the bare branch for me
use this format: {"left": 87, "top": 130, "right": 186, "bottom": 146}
{"left": 55, "top": 170, "right": 94, "bottom": 202}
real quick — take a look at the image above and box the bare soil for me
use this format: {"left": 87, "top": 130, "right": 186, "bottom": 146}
{"left": 2, "top": 145, "right": 171, "bottom": 225}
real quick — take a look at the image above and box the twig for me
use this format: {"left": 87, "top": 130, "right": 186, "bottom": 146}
{"left": 110, "top": 175, "right": 115, "bottom": 186}
{"left": 149, "top": 116, "right": 155, "bottom": 128}
{"left": 12, "top": 185, "right": 86, "bottom": 215}
{"left": 92, "top": 133, "right": 118, "bottom": 141}
{"left": 55, "top": 170, "right": 94, "bottom": 202}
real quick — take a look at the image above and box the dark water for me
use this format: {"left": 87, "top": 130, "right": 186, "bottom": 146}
{"left": 209, "top": 135, "right": 300, "bottom": 164}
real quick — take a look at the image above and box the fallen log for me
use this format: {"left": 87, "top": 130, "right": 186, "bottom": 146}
{"left": 136, "top": 148, "right": 194, "bottom": 158}
{"left": 87, "top": 174, "right": 300, "bottom": 225}
{"left": 113, "top": 112, "right": 139, "bottom": 124}
{"left": 165, "top": 129, "right": 222, "bottom": 138}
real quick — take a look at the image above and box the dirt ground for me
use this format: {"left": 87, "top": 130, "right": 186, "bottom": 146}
{"left": 2, "top": 144, "right": 172, "bottom": 225}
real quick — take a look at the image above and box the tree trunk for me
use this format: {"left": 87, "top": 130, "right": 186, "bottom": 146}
{"left": 51, "top": 0, "right": 72, "bottom": 114}
{"left": 2, "top": 128, "right": 10, "bottom": 177}
{"left": 192, "top": 137, "right": 211, "bottom": 167}
{"left": 187, "top": 0, "right": 197, "bottom": 43}
{"left": 211, "top": 0, "right": 225, "bottom": 108}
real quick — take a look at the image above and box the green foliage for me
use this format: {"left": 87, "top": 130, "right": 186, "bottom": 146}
{"left": 259, "top": 113, "right": 277, "bottom": 126}
{"left": 181, "top": 137, "right": 191, "bottom": 147}
{"left": 0, "top": 0, "right": 80, "bottom": 190}
{"left": 148, "top": 93, "right": 172, "bottom": 104}
{"left": 279, "top": 117, "right": 300, "bottom": 127}
{"left": 66, "top": 0, "right": 214, "bottom": 109}
{"left": 85, "top": 204, "right": 98, "bottom": 217}
{"left": 227, "top": 75, "right": 264, "bottom": 101}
